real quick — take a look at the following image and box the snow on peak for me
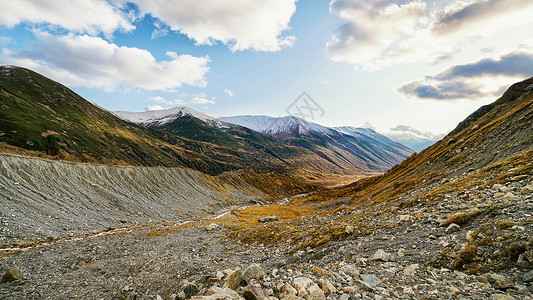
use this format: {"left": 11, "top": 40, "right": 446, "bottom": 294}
{"left": 218, "top": 115, "right": 337, "bottom": 137}
{"left": 113, "top": 106, "right": 223, "bottom": 127}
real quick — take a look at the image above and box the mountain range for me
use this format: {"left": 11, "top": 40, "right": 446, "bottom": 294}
{"left": 0, "top": 66, "right": 412, "bottom": 186}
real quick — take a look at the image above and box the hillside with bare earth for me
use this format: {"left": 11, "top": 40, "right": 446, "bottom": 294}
{"left": 1, "top": 76, "right": 532, "bottom": 299}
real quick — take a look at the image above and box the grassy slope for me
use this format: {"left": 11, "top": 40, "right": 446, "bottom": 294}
{"left": 307, "top": 77, "right": 533, "bottom": 204}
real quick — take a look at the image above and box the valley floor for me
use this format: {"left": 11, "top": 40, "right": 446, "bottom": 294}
{"left": 1, "top": 174, "right": 532, "bottom": 300}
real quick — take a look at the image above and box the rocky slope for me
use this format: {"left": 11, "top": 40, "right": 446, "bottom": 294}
{"left": 0, "top": 154, "right": 265, "bottom": 244}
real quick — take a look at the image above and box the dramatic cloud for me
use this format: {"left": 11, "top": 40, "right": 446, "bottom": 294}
{"left": 224, "top": 89, "right": 234, "bottom": 97}
{"left": 130, "top": 0, "right": 297, "bottom": 51}
{"left": 0, "top": 31, "right": 210, "bottom": 91}
{"left": 0, "top": 0, "right": 134, "bottom": 38}
{"left": 327, "top": 0, "right": 429, "bottom": 69}
{"left": 327, "top": 0, "right": 533, "bottom": 69}
{"left": 399, "top": 51, "right": 533, "bottom": 100}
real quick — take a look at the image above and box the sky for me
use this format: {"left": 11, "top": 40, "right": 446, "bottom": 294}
{"left": 1, "top": 0, "right": 533, "bottom": 140}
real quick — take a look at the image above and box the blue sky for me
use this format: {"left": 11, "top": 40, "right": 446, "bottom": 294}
{"left": 1, "top": 0, "right": 533, "bottom": 141}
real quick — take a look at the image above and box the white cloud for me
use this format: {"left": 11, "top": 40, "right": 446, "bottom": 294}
{"left": 0, "top": 31, "right": 210, "bottom": 91}
{"left": 190, "top": 96, "right": 215, "bottom": 105}
{"left": 327, "top": 0, "right": 533, "bottom": 70}
{"left": 224, "top": 89, "right": 234, "bottom": 97}
{"left": 0, "top": 0, "right": 134, "bottom": 38}
{"left": 130, "top": 0, "right": 297, "bottom": 52}
{"left": 146, "top": 104, "right": 165, "bottom": 111}
{"left": 148, "top": 96, "right": 186, "bottom": 106}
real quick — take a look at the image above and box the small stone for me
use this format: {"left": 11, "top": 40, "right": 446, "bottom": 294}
{"left": 279, "top": 283, "right": 297, "bottom": 300}
{"left": 184, "top": 284, "right": 199, "bottom": 298}
{"left": 399, "top": 215, "right": 411, "bottom": 222}
{"left": 466, "top": 230, "right": 475, "bottom": 240}
{"left": 397, "top": 248, "right": 405, "bottom": 257}
{"left": 340, "top": 265, "right": 360, "bottom": 279}
{"left": 178, "top": 291, "right": 186, "bottom": 300}
{"left": 243, "top": 285, "right": 268, "bottom": 300}
{"left": 258, "top": 215, "right": 280, "bottom": 223}
{"left": 356, "top": 257, "right": 367, "bottom": 265}
{"left": 486, "top": 273, "right": 515, "bottom": 290}
{"left": 517, "top": 251, "right": 533, "bottom": 269}
{"left": 307, "top": 284, "right": 326, "bottom": 300}
{"left": 404, "top": 264, "right": 418, "bottom": 276}
{"left": 1, "top": 268, "right": 23, "bottom": 283}
{"left": 292, "top": 277, "right": 313, "bottom": 291}
{"left": 226, "top": 269, "right": 243, "bottom": 290}
{"left": 156, "top": 295, "right": 164, "bottom": 300}
{"left": 360, "top": 274, "right": 381, "bottom": 288}
{"left": 501, "top": 192, "right": 516, "bottom": 201}
{"left": 321, "top": 279, "right": 336, "bottom": 295}
{"left": 445, "top": 223, "right": 460, "bottom": 234}
{"left": 243, "top": 264, "right": 265, "bottom": 284}
{"left": 206, "top": 223, "right": 219, "bottom": 231}
{"left": 311, "top": 266, "right": 329, "bottom": 277}
{"left": 475, "top": 275, "right": 489, "bottom": 284}
{"left": 345, "top": 225, "right": 354, "bottom": 234}
{"left": 372, "top": 249, "right": 391, "bottom": 262}
{"left": 523, "top": 270, "right": 533, "bottom": 282}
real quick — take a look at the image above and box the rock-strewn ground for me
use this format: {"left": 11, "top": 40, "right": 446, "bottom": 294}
{"left": 1, "top": 171, "right": 532, "bottom": 299}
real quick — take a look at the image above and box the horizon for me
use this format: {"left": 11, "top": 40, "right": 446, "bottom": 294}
{"left": 1, "top": 0, "right": 532, "bottom": 140}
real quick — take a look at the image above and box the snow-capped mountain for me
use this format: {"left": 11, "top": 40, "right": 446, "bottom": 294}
{"left": 219, "top": 115, "right": 414, "bottom": 171}
{"left": 112, "top": 106, "right": 414, "bottom": 173}
{"left": 218, "top": 115, "right": 338, "bottom": 138}
{"left": 113, "top": 107, "right": 226, "bottom": 128}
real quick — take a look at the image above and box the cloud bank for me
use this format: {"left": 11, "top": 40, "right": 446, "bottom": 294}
{"left": 0, "top": 32, "right": 210, "bottom": 91}
{"left": 327, "top": 0, "right": 533, "bottom": 69}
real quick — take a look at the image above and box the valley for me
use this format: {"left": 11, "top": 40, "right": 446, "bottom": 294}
{"left": 0, "top": 67, "right": 532, "bottom": 300}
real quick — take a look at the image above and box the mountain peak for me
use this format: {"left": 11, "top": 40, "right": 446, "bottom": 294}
{"left": 113, "top": 106, "right": 221, "bottom": 127}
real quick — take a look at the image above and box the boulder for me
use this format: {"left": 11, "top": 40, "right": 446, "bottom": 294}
{"left": 340, "top": 265, "right": 359, "bottom": 279}
{"left": 1, "top": 268, "right": 23, "bottom": 283}
{"left": 243, "top": 285, "right": 268, "bottom": 300}
{"left": 243, "top": 264, "right": 265, "bottom": 284}
{"left": 226, "top": 269, "right": 243, "bottom": 290}
{"left": 372, "top": 249, "right": 391, "bottom": 262}
{"left": 445, "top": 223, "right": 460, "bottom": 234}
{"left": 258, "top": 215, "right": 280, "bottom": 223}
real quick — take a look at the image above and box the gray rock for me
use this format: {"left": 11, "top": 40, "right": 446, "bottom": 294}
{"left": 258, "top": 215, "right": 280, "bottom": 223}
{"left": 372, "top": 249, "right": 391, "bottom": 262}
{"left": 486, "top": 273, "right": 514, "bottom": 290}
{"left": 360, "top": 274, "right": 381, "bottom": 288}
{"left": 184, "top": 284, "right": 199, "bottom": 298}
{"left": 523, "top": 270, "right": 533, "bottom": 282}
{"left": 340, "top": 265, "right": 360, "bottom": 279}
{"left": 445, "top": 223, "right": 460, "bottom": 234}
{"left": 243, "top": 285, "right": 268, "bottom": 300}
{"left": 1, "top": 268, "right": 23, "bottom": 283}
{"left": 243, "top": 264, "right": 265, "bottom": 284}
{"left": 518, "top": 251, "right": 533, "bottom": 269}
